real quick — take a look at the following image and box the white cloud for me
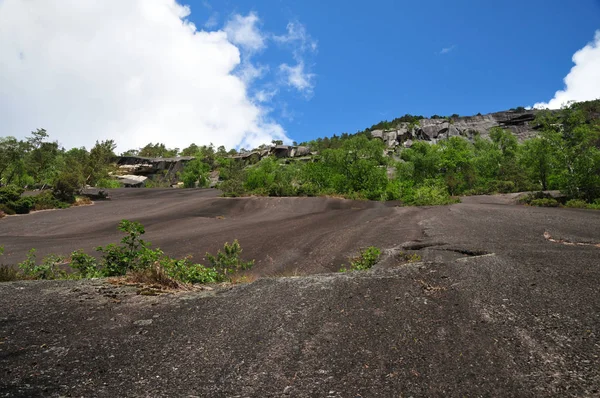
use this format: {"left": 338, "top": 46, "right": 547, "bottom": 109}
{"left": 279, "top": 62, "right": 315, "bottom": 94}
{"left": 534, "top": 30, "right": 600, "bottom": 109}
{"left": 274, "top": 21, "right": 317, "bottom": 95}
{"left": 204, "top": 13, "right": 219, "bottom": 29}
{"left": 274, "top": 22, "right": 318, "bottom": 53}
{"left": 439, "top": 45, "right": 455, "bottom": 55}
{"left": 0, "top": 0, "right": 289, "bottom": 151}
{"left": 224, "top": 12, "right": 265, "bottom": 53}
{"left": 254, "top": 89, "right": 278, "bottom": 103}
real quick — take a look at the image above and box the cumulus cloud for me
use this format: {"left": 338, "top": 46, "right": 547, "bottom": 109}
{"left": 534, "top": 30, "right": 600, "bottom": 109}
{"left": 224, "top": 12, "right": 266, "bottom": 53}
{"left": 0, "top": 0, "right": 289, "bottom": 151}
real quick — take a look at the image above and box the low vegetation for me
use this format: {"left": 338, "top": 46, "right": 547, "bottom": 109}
{"left": 0, "top": 220, "right": 255, "bottom": 287}
{"left": 340, "top": 246, "right": 382, "bottom": 272}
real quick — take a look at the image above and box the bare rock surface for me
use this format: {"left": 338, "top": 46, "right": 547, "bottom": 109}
{"left": 1, "top": 190, "right": 600, "bottom": 397}
{"left": 373, "top": 110, "right": 541, "bottom": 148}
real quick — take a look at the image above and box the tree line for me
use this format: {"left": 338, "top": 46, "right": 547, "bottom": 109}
{"left": 1, "top": 100, "right": 599, "bottom": 214}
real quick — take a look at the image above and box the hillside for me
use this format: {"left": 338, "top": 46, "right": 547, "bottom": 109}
{"left": 2, "top": 192, "right": 600, "bottom": 396}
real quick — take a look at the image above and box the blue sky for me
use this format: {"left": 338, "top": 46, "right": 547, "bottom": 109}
{"left": 1, "top": 0, "right": 599, "bottom": 150}
{"left": 190, "top": 0, "right": 600, "bottom": 144}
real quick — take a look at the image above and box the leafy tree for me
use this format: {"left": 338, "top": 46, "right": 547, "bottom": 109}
{"left": 519, "top": 137, "right": 554, "bottom": 190}
{"left": 182, "top": 158, "right": 210, "bottom": 188}
{"left": 138, "top": 143, "right": 179, "bottom": 158}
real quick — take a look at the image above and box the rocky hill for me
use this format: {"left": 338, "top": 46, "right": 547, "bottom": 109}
{"left": 370, "top": 109, "right": 541, "bottom": 149}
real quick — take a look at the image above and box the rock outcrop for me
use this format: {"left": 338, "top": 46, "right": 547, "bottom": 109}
{"left": 371, "top": 110, "right": 541, "bottom": 148}
{"left": 232, "top": 145, "right": 314, "bottom": 162}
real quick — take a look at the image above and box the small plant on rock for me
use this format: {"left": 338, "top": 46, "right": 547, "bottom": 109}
{"left": 205, "top": 240, "right": 255, "bottom": 279}
{"left": 18, "top": 249, "right": 65, "bottom": 280}
{"left": 70, "top": 250, "right": 101, "bottom": 278}
{"left": 341, "top": 246, "right": 382, "bottom": 272}
{"left": 96, "top": 220, "right": 162, "bottom": 276}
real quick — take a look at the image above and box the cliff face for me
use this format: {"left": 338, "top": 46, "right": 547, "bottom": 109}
{"left": 370, "top": 110, "right": 541, "bottom": 148}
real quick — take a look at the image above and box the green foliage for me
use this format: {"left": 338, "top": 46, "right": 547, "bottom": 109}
{"left": 0, "top": 203, "right": 15, "bottom": 216}
{"left": 340, "top": 246, "right": 382, "bottom": 272}
{"left": 243, "top": 157, "right": 299, "bottom": 196}
{"left": 70, "top": 250, "right": 101, "bottom": 278}
{"left": 138, "top": 142, "right": 179, "bottom": 158}
{"left": 564, "top": 199, "right": 600, "bottom": 210}
{"left": 159, "top": 257, "right": 219, "bottom": 284}
{"left": 205, "top": 240, "right": 255, "bottom": 279}
{"left": 529, "top": 198, "right": 560, "bottom": 207}
{"left": 17, "top": 249, "right": 65, "bottom": 280}
{"left": 407, "top": 180, "right": 459, "bottom": 206}
{"left": 0, "top": 185, "right": 24, "bottom": 203}
{"left": 12, "top": 197, "right": 34, "bottom": 214}
{"left": 53, "top": 170, "right": 83, "bottom": 202}
{"left": 96, "top": 220, "right": 162, "bottom": 276}
{"left": 96, "top": 178, "right": 123, "bottom": 188}
{"left": 182, "top": 158, "right": 210, "bottom": 188}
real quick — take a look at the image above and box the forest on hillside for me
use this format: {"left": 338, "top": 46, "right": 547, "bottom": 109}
{"left": 1, "top": 100, "right": 599, "bottom": 217}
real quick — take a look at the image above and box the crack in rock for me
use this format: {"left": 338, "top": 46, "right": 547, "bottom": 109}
{"left": 544, "top": 231, "right": 600, "bottom": 248}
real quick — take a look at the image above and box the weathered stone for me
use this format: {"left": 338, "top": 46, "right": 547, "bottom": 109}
{"left": 372, "top": 110, "right": 541, "bottom": 148}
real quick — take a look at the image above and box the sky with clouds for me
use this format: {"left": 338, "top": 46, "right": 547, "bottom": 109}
{"left": 0, "top": 0, "right": 599, "bottom": 151}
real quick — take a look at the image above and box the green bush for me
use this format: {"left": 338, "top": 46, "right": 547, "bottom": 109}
{"left": 565, "top": 199, "right": 600, "bottom": 210}
{"left": 341, "top": 246, "right": 382, "bottom": 272}
{"left": 565, "top": 199, "right": 588, "bottom": 209}
{"left": 32, "top": 191, "right": 70, "bottom": 211}
{"left": 53, "top": 171, "right": 83, "bottom": 202}
{"left": 17, "top": 249, "right": 65, "bottom": 280}
{"left": 13, "top": 197, "right": 34, "bottom": 214}
{"left": 518, "top": 191, "right": 553, "bottom": 205}
{"left": 487, "top": 180, "right": 516, "bottom": 194}
{"left": 0, "top": 185, "right": 24, "bottom": 204}
{"left": 205, "top": 240, "right": 255, "bottom": 279}
{"left": 529, "top": 198, "right": 560, "bottom": 207}
{"left": 0, "top": 203, "right": 16, "bottom": 215}
{"left": 159, "top": 257, "right": 219, "bottom": 284}
{"left": 406, "top": 181, "right": 459, "bottom": 206}
{"left": 70, "top": 250, "right": 101, "bottom": 278}
{"left": 96, "top": 178, "right": 122, "bottom": 189}
{"left": 96, "top": 220, "right": 162, "bottom": 276}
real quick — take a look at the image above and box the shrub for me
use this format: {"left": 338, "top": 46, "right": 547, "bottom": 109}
{"left": 341, "top": 246, "right": 382, "bottom": 272}
{"left": 518, "top": 191, "right": 553, "bottom": 205}
{"left": 13, "top": 197, "right": 34, "bottom": 214}
{"left": 0, "top": 246, "right": 20, "bottom": 281}
{"left": 407, "top": 181, "right": 459, "bottom": 206}
{"left": 0, "top": 204, "right": 15, "bottom": 215}
{"left": 53, "top": 171, "right": 83, "bottom": 202}
{"left": 18, "top": 249, "right": 65, "bottom": 280}
{"left": 0, "top": 265, "right": 20, "bottom": 282}
{"left": 205, "top": 240, "right": 255, "bottom": 279}
{"left": 96, "top": 178, "right": 122, "bottom": 189}
{"left": 96, "top": 220, "right": 162, "bottom": 276}
{"left": 565, "top": 199, "right": 588, "bottom": 209}
{"left": 487, "top": 180, "right": 516, "bottom": 194}
{"left": 0, "top": 185, "right": 24, "bottom": 204}
{"left": 70, "top": 250, "right": 100, "bottom": 278}
{"left": 529, "top": 198, "right": 560, "bottom": 207}
{"left": 32, "top": 191, "right": 70, "bottom": 211}
{"left": 159, "top": 257, "right": 220, "bottom": 284}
